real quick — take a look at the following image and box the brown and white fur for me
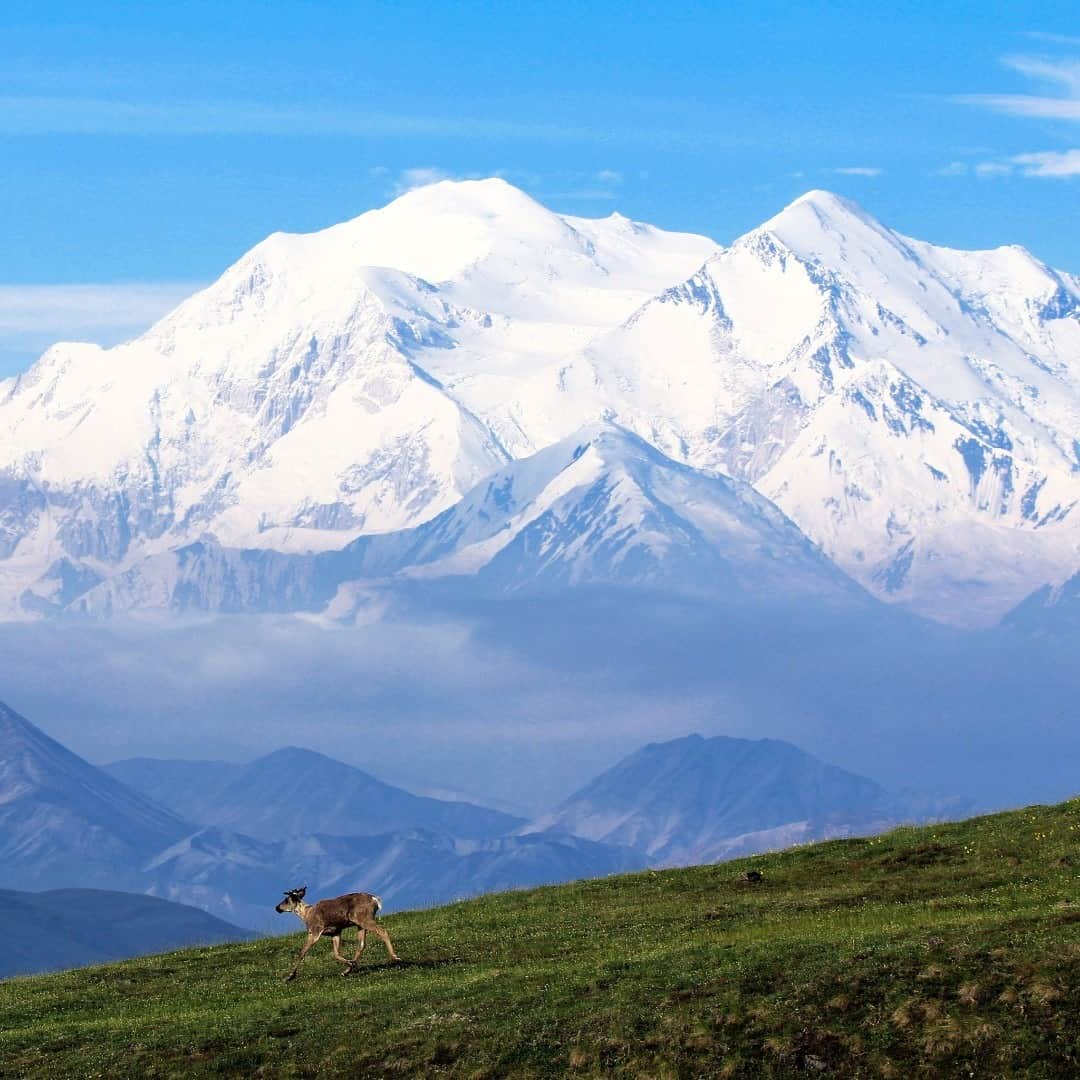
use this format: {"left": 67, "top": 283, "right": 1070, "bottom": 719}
{"left": 275, "top": 886, "right": 399, "bottom": 981}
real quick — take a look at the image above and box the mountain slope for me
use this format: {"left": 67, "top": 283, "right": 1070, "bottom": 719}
{"left": 4, "top": 800, "right": 1080, "bottom": 1077}
{"left": 590, "top": 191, "right": 1080, "bottom": 623}
{"left": 74, "top": 422, "right": 866, "bottom": 615}
{"left": 2, "top": 703, "right": 634, "bottom": 930}
{"left": 105, "top": 747, "right": 522, "bottom": 842}
{"left": 0, "top": 700, "right": 189, "bottom": 888}
{"left": 1000, "top": 570, "right": 1080, "bottom": 636}
{"left": 0, "top": 888, "right": 253, "bottom": 979}
{"left": 401, "top": 422, "right": 863, "bottom": 599}
{"left": 531, "top": 734, "right": 963, "bottom": 864}
{"left": 137, "top": 824, "right": 638, "bottom": 931}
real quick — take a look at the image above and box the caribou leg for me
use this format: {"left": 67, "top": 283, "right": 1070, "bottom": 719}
{"left": 350, "top": 927, "right": 367, "bottom": 967}
{"left": 330, "top": 933, "right": 355, "bottom": 975}
{"left": 284, "top": 931, "right": 319, "bottom": 982}
{"left": 363, "top": 919, "right": 400, "bottom": 963}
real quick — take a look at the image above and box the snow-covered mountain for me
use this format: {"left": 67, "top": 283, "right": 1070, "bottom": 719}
{"left": 528, "top": 734, "right": 966, "bottom": 865}
{"left": 72, "top": 423, "right": 863, "bottom": 615}
{"left": 391, "top": 422, "right": 862, "bottom": 598}
{"left": 0, "top": 179, "right": 714, "bottom": 619}
{"left": 3, "top": 179, "right": 1080, "bottom": 624}
{"left": 588, "top": 192, "right": 1080, "bottom": 623}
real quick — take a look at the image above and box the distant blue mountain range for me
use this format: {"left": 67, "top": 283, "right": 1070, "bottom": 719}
{"left": 2, "top": 696, "right": 967, "bottom": 950}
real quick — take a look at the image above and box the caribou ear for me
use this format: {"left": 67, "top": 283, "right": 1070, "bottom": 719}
{"left": 297, "top": 886, "right": 307, "bottom": 898}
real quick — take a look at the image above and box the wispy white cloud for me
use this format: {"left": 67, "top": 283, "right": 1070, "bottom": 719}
{"left": 1003, "top": 54, "right": 1080, "bottom": 94}
{"left": 1011, "top": 149, "right": 1080, "bottom": 177}
{"left": 0, "top": 95, "right": 609, "bottom": 140}
{"left": 0, "top": 95, "right": 747, "bottom": 149}
{"left": 396, "top": 166, "right": 454, "bottom": 190}
{"left": 0, "top": 282, "right": 199, "bottom": 333}
{"left": 831, "top": 166, "right": 883, "bottom": 177}
{"left": 974, "top": 161, "right": 1013, "bottom": 177}
{"left": 594, "top": 169, "right": 623, "bottom": 186}
{"left": 0, "top": 282, "right": 201, "bottom": 372}
{"left": 1024, "top": 32, "right": 1080, "bottom": 48}
{"left": 946, "top": 149, "right": 1080, "bottom": 180}
{"left": 956, "top": 92, "right": 1080, "bottom": 120}
{"left": 953, "top": 149, "right": 1080, "bottom": 180}
{"left": 953, "top": 50, "right": 1080, "bottom": 121}
{"left": 948, "top": 46, "right": 1080, "bottom": 182}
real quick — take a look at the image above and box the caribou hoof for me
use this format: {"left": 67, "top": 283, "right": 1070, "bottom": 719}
{"left": 284, "top": 972, "right": 297, "bottom": 983}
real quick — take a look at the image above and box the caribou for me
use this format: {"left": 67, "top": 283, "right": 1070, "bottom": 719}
{"left": 275, "top": 886, "right": 400, "bottom": 981}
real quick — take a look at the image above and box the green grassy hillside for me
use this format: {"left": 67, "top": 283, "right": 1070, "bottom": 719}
{"left": 3, "top": 800, "right": 1080, "bottom": 1078}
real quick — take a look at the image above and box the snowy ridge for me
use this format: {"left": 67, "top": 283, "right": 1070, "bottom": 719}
{"left": 588, "top": 191, "right": 1080, "bottom": 622}
{"left": 2, "top": 180, "right": 1080, "bottom": 623}
{"left": 72, "top": 423, "right": 862, "bottom": 617}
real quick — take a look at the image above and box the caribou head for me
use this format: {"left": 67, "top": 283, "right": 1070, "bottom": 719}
{"left": 275, "top": 885, "right": 308, "bottom": 914}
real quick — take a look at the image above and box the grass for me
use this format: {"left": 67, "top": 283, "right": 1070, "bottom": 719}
{"left": 3, "top": 801, "right": 1080, "bottom": 1077}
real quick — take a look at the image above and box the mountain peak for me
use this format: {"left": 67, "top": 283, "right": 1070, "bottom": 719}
{"left": 370, "top": 175, "right": 569, "bottom": 245}
{"left": 4, "top": 176, "right": 1080, "bottom": 626}
{"left": 531, "top": 732, "right": 906, "bottom": 863}
{"left": 790, "top": 188, "right": 863, "bottom": 212}
{"left": 246, "top": 745, "right": 374, "bottom": 777}
{"left": 755, "top": 188, "right": 883, "bottom": 248}
{"left": 386, "top": 175, "right": 541, "bottom": 216}
{"left": 560, "top": 419, "right": 659, "bottom": 460}
{"left": 0, "top": 699, "right": 188, "bottom": 885}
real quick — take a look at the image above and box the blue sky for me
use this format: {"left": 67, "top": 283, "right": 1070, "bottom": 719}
{"left": 1, "top": 1, "right": 1078, "bottom": 375}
